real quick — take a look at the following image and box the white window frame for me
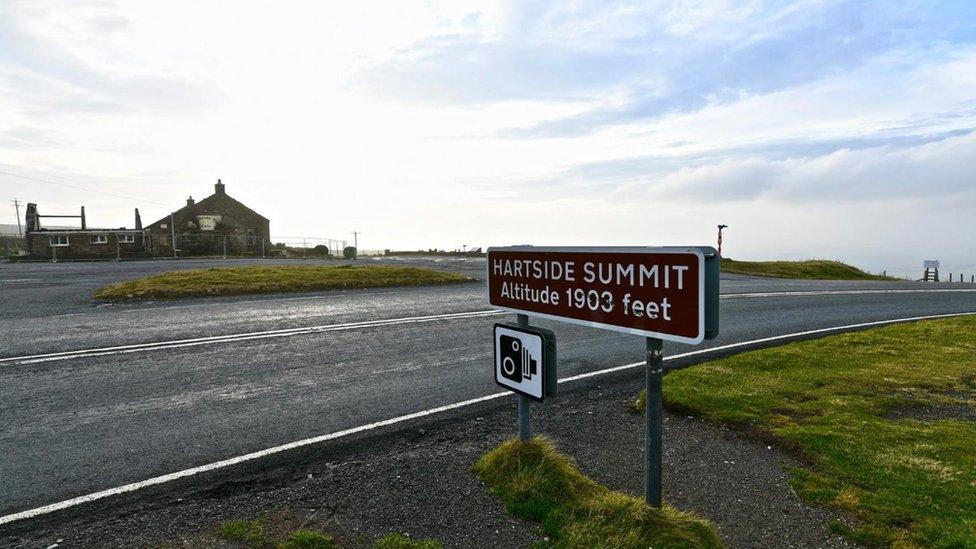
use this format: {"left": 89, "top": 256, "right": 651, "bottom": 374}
{"left": 50, "top": 235, "right": 69, "bottom": 247}
{"left": 90, "top": 235, "right": 108, "bottom": 245}
{"left": 119, "top": 234, "right": 135, "bottom": 243}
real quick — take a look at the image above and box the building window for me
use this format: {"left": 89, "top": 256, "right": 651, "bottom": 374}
{"left": 119, "top": 234, "right": 135, "bottom": 243}
{"left": 90, "top": 235, "right": 108, "bottom": 245}
{"left": 197, "top": 215, "right": 221, "bottom": 231}
{"left": 50, "top": 235, "right": 69, "bottom": 247}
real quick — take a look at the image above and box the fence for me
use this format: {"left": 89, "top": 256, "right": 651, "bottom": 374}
{"left": 167, "top": 234, "right": 356, "bottom": 259}
{"left": 1, "top": 236, "right": 25, "bottom": 258}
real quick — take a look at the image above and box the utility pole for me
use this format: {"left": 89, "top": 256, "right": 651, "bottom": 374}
{"left": 350, "top": 231, "right": 359, "bottom": 258}
{"left": 11, "top": 199, "right": 22, "bottom": 237}
{"left": 717, "top": 224, "right": 728, "bottom": 257}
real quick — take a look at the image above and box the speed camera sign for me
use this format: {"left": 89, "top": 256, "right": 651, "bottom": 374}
{"left": 493, "top": 324, "right": 556, "bottom": 401}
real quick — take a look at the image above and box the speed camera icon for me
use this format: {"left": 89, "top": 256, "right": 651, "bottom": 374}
{"left": 494, "top": 324, "right": 549, "bottom": 400}
{"left": 499, "top": 333, "right": 539, "bottom": 383}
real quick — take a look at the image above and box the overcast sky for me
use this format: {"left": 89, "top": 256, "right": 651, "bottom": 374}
{"left": 1, "top": 0, "right": 974, "bottom": 276}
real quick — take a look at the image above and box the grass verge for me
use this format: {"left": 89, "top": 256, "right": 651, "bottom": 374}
{"left": 92, "top": 264, "right": 471, "bottom": 300}
{"left": 634, "top": 316, "right": 976, "bottom": 546}
{"left": 473, "top": 436, "right": 722, "bottom": 548}
{"left": 720, "top": 258, "right": 895, "bottom": 280}
{"left": 218, "top": 519, "right": 441, "bottom": 548}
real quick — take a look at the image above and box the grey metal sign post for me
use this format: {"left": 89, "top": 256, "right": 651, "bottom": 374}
{"left": 645, "top": 337, "right": 663, "bottom": 507}
{"left": 494, "top": 316, "right": 555, "bottom": 440}
{"left": 517, "top": 313, "right": 532, "bottom": 440}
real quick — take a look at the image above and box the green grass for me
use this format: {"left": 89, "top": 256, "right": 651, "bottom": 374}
{"left": 720, "top": 258, "right": 896, "bottom": 280}
{"left": 279, "top": 531, "right": 341, "bottom": 549}
{"left": 473, "top": 436, "right": 723, "bottom": 548}
{"left": 218, "top": 520, "right": 338, "bottom": 548}
{"left": 635, "top": 316, "right": 976, "bottom": 547}
{"left": 217, "top": 519, "right": 439, "bottom": 548}
{"left": 92, "top": 264, "right": 471, "bottom": 300}
{"left": 220, "top": 519, "right": 275, "bottom": 546}
{"left": 373, "top": 533, "right": 442, "bottom": 549}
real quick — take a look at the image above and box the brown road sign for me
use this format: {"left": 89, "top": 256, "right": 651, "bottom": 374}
{"left": 487, "top": 246, "right": 719, "bottom": 344}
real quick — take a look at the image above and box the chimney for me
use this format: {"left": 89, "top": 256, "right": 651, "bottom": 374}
{"left": 135, "top": 208, "right": 142, "bottom": 230}
{"left": 215, "top": 178, "right": 225, "bottom": 195}
{"left": 187, "top": 196, "right": 195, "bottom": 207}
{"left": 25, "top": 203, "right": 38, "bottom": 234}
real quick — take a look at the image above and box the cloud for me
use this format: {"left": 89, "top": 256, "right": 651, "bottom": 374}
{"left": 1, "top": 1, "right": 975, "bottom": 275}
{"left": 356, "top": 0, "right": 976, "bottom": 138}
{"left": 0, "top": 1, "right": 215, "bottom": 117}
{"left": 649, "top": 130, "right": 976, "bottom": 203}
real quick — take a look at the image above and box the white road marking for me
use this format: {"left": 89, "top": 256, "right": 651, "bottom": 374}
{"left": 57, "top": 285, "right": 976, "bottom": 315}
{"left": 722, "top": 288, "right": 976, "bottom": 298}
{"left": 109, "top": 283, "right": 472, "bottom": 312}
{"left": 3, "top": 288, "right": 975, "bottom": 366}
{"left": 0, "top": 310, "right": 507, "bottom": 366}
{"left": 1, "top": 310, "right": 974, "bottom": 526}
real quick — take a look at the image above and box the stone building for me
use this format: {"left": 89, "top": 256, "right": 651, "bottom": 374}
{"left": 23, "top": 204, "right": 149, "bottom": 260}
{"left": 146, "top": 179, "right": 270, "bottom": 257}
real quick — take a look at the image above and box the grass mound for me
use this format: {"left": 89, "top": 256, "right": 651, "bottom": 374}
{"left": 93, "top": 264, "right": 471, "bottom": 300}
{"left": 652, "top": 315, "right": 976, "bottom": 546}
{"left": 720, "top": 258, "right": 894, "bottom": 280}
{"left": 474, "top": 437, "right": 723, "bottom": 548}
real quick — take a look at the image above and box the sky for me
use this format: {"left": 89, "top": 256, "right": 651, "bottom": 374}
{"left": 1, "top": 0, "right": 974, "bottom": 277}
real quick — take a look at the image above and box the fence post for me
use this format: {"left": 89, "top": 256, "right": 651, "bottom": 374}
{"left": 223, "top": 235, "right": 227, "bottom": 259}
{"left": 261, "top": 237, "right": 265, "bottom": 259}
{"left": 170, "top": 213, "right": 178, "bottom": 258}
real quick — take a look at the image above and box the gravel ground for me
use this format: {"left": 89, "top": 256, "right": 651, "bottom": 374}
{"left": 2, "top": 371, "right": 854, "bottom": 548}
{"left": 887, "top": 403, "right": 976, "bottom": 421}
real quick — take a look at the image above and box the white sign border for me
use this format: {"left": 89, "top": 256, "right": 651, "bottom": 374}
{"left": 487, "top": 246, "right": 706, "bottom": 345}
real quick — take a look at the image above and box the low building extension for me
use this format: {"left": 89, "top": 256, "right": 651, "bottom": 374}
{"left": 24, "top": 204, "right": 149, "bottom": 260}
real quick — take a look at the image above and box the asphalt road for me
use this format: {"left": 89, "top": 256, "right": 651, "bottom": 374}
{"left": 1, "top": 257, "right": 975, "bottom": 519}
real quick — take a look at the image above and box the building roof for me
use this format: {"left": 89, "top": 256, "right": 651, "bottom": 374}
{"left": 186, "top": 192, "right": 268, "bottom": 221}
{"left": 29, "top": 228, "right": 144, "bottom": 234}
{"left": 148, "top": 181, "right": 269, "bottom": 226}
{"left": 1, "top": 223, "right": 77, "bottom": 236}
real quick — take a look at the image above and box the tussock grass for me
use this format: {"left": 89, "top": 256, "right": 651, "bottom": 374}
{"left": 93, "top": 264, "right": 470, "bottom": 300}
{"left": 720, "top": 258, "right": 895, "bottom": 280}
{"left": 474, "top": 437, "right": 723, "bottom": 548}
{"left": 642, "top": 316, "right": 976, "bottom": 546}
